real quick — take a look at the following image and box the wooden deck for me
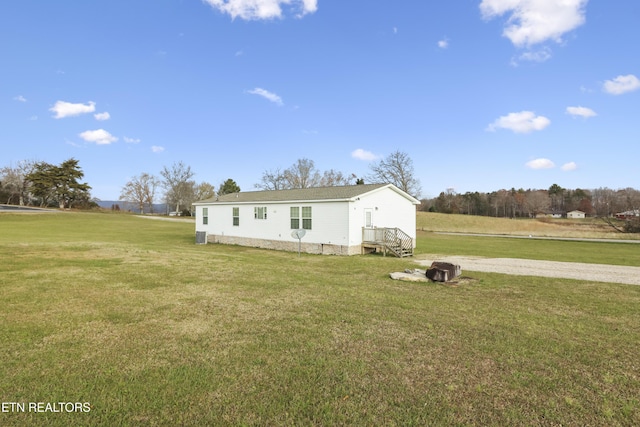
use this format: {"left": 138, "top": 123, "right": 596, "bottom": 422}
{"left": 361, "top": 227, "right": 414, "bottom": 257}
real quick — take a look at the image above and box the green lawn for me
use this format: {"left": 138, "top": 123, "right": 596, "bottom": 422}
{"left": 417, "top": 211, "right": 640, "bottom": 241}
{"left": 417, "top": 231, "right": 640, "bottom": 266}
{"left": 1, "top": 212, "right": 639, "bottom": 426}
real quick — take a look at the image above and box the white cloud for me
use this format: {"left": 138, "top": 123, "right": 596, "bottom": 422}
{"left": 351, "top": 148, "right": 380, "bottom": 161}
{"left": 603, "top": 74, "right": 640, "bottom": 95}
{"left": 94, "top": 112, "right": 111, "bottom": 121}
{"left": 124, "top": 137, "right": 141, "bottom": 144}
{"left": 480, "top": 0, "right": 588, "bottom": 47}
{"left": 151, "top": 146, "right": 165, "bottom": 153}
{"left": 486, "top": 111, "right": 550, "bottom": 133}
{"left": 517, "top": 47, "right": 552, "bottom": 63}
{"left": 14, "top": 95, "right": 27, "bottom": 102}
{"left": 78, "top": 129, "right": 118, "bottom": 145}
{"left": 526, "top": 158, "right": 555, "bottom": 170}
{"left": 566, "top": 106, "right": 596, "bottom": 118}
{"left": 437, "top": 39, "right": 449, "bottom": 49}
{"left": 50, "top": 101, "right": 96, "bottom": 119}
{"left": 203, "top": 0, "right": 317, "bottom": 20}
{"left": 247, "top": 88, "right": 283, "bottom": 106}
{"left": 561, "top": 162, "right": 577, "bottom": 171}
{"left": 300, "top": 0, "right": 317, "bottom": 15}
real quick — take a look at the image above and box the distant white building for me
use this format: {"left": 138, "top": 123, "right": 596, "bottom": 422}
{"left": 567, "top": 210, "right": 586, "bottom": 219}
{"left": 615, "top": 210, "right": 640, "bottom": 220}
{"left": 193, "top": 183, "right": 420, "bottom": 256}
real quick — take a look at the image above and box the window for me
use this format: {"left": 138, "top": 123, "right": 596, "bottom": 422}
{"left": 254, "top": 206, "right": 267, "bottom": 220}
{"left": 202, "top": 207, "right": 208, "bottom": 225}
{"left": 232, "top": 207, "right": 239, "bottom": 226}
{"left": 291, "top": 206, "right": 312, "bottom": 230}
{"left": 290, "top": 207, "right": 299, "bottom": 229}
{"left": 302, "top": 206, "right": 312, "bottom": 230}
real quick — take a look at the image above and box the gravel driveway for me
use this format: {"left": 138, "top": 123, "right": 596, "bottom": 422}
{"left": 416, "top": 255, "right": 640, "bottom": 286}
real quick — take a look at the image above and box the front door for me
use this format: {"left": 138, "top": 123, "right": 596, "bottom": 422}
{"left": 364, "top": 208, "right": 373, "bottom": 228}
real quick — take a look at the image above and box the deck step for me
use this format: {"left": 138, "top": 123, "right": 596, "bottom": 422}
{"left": 362, "top": 227, "right": 414, "bottom": 258}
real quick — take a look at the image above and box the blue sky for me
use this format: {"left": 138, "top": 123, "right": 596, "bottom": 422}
{"left": 1, "top": 0, "right": 638, "bottom": 200}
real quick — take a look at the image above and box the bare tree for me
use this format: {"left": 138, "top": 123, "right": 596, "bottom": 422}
{"left": 591, "top": 187, "right": 616, "bottom": 217}
{"left": 435, "top": 188, "right": 459, "bottom": 214}
{"left": 160, "top": 161, "right": 195, "bottom": 213}
{"left": 525, "top": 190, "right": 550, "bottom": 218}
{"left": 320, "top": 170, "right": 354, "bottom": 187}
{"left": 194, "top": 182, "right": 216, "bottom": 201}
{"left": 490, "top": 189, "right": 511, "bottom": 217}
{"left": 621, "top": 187, "right": 640, "bottom": 213}
{"left": 1, "top": 160, "right": 36, "bottom": 205}
{"left": 0, "top": 168, "right": 18, "bottom": 204}
{"left": 367, "top": 150, "right": 421, "bottom": 197}
{"left": 120, "top": 173, "right": 160, "bottom": 213}
{"left": 284, "top": 158, "right": 321, "bottom": 189}
{"left": 255, "top": 167, "right": 288, "bottom": 190}
{"left": 256, "top": 159, "right": 356, "bottom": 190}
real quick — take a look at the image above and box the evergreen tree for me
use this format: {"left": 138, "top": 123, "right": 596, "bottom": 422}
{"left": 218, "top": 178, "right": 241, "bottom": 195}
{"left": 26, "top": 158, "right": 91, "bottom": 208}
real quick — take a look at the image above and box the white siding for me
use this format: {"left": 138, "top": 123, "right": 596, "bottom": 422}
{"left": 567, "top": 210, "right": 585, "bottom": 219}
{"left": 347, "top": 188, "right": 417, "bottom": 246}
{"left": 196, "top": 201, "right": 351, "bottom": 246}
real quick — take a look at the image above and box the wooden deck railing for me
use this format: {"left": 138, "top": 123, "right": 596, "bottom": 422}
{"left": 362, "top": 227, "right": 414, "bottom": 257}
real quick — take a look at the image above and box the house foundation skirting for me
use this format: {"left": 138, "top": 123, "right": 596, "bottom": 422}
{"left": 206, "top": 234, "right": 361, "bottom": 256}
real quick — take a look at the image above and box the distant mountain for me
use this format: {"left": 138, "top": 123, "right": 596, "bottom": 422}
{"left": 96, "top": 200, "right": 169, "bottom": 214}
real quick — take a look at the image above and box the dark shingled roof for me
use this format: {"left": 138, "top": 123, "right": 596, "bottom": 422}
{"left": 195, "top": 183, "right": 392, "bottom": 204}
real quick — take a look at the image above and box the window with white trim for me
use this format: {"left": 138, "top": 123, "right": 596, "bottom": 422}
{"left": 202, "top": 207, "right": 208, "bottom": 225}
{"left": 254, "top": 206, "right": 267, "bottom": 220}
{"left": 302, "top": 206, "right": 312, "bottom": 230}
{"left": 290, "top": 207, "right": 299, "bottom": 229}
{"left": 291, "top": 206, "right": 312, "bottom": 230}
{"left": 232, "top": 207, "right": 239, "bottom": 226}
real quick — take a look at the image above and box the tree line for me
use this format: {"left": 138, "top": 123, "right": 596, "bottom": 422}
{"left": 119, "top": 162, "right": 240, "bottom": 215}
{"left": 255, "top": 158, "right": 355, "bottom": 190}
{"left": 1, "top": 150, "right": 420, "bottom": 213}
{"left": 0, "top": 158, "right": 221, "bottom": 213}
{"left": 0, "top": 159, "right": 92, "bottom": 209}
{"left": 255, "top": 150, "right": 421, "bottom": 197}
{"left": 7, "top": 153, "right": 636, "bottom": 229}
{"left": 120, "top": 150, "right": 421, "bottom": 214}
{"left": 422, "top": 185, "right": 640, "bottom": 219}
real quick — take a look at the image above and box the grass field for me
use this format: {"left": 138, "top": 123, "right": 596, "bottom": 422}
{"left": 418, "top": 211, "right": 640, "bottom": 240}
{"left": 416, "top": 232, "right": 640, "bottom": 267}
{"left": 1, "top": 212, "right": 639, "bottom": 426}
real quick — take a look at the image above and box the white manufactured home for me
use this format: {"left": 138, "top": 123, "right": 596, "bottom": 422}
{"left": 193, "top": 183, "right": 420, "bottom": 256}
{"left": 567, "top": 210, "right": 586, "bottom": 219}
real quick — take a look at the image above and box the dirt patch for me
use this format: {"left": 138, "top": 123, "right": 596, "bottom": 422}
{"left": 416, "top": 255, "right": 640, "bottom": 286}
{"left": 440, "top": 276, "right": 480, "bottom": 287}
